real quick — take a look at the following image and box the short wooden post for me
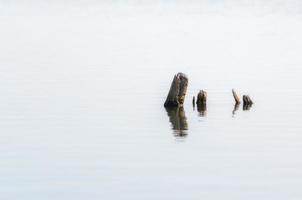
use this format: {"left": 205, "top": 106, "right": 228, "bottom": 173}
{"left": 232, "top": 89, "right": 241, "bottom": 104}
{"left": 243, "top": 95, "right": 253, "bottom": 105}
{"left": 164, "top": 73, "right": 188, "bottom": 107}
{"left": 196, "top": 90, "right": 207, "bottom": 116}
{"left": 196, "top": 90, "right": 207, "bottom": 106}
{"left": 243, "top": 95, "right": 253, "bottom": 110}
{"left": 192, "top": 96, "right": 195, "bottom": 106}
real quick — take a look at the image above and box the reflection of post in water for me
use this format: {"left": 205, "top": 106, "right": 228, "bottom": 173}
{"left": 232, "top": 103, "right": 240, "bottom": 116}
{"left": 165, "top": 107, "right": 188, "bottom": 137}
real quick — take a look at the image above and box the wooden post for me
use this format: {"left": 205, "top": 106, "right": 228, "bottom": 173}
{"left": 196, "top": 90, "right": 207, "bottom": 106}
{"left": 192, "top": 96, "right": 195, "bottom": 106}
{"left": 164, "top": 73, "right": 188, "bottom": 107}
{"left": 243, "top": 95, "right": 253, "bottom": 110}
{"left": 243, "top": 95, "right": 253, "bottom": 105}
{"left": 232, "top": 89, "right": 241, "bottom": 104}
{"left": 196, "top": 90, "right": 207, "bottom": 116}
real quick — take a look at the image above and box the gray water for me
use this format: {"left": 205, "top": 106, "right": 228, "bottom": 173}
{"left": 1, "top": 1, "right": 302, "bottom": 199}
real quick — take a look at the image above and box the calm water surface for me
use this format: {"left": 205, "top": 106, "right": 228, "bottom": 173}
{"left": 1, "top": 1, "right": 302, "bottom": 199}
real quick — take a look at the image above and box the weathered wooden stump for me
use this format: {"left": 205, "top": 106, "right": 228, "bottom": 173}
{"left": 196, "top": 90, "right": 207, "bottom": 106}
{"left": 164, "top": 73, "right": 188, "bottom": 107}
{"left": 243, "top": 95, "right": 253, "bottom": 110}
{"left": 192, "top": 96, "right": 195, "bottom": 107}
{"left": 243, "top": 95, "right": 253, "bottom": 105}
{"left": 196, "top": 90, "right": 207, "bottom": 116}
{"left": 232, "top": 89, "right": 241, "bottom": 104}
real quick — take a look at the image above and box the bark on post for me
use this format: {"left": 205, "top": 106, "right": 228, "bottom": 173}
{"left": 192, "top": 96, "right": 195, "bottom": 106}
{"left": 164, "top": 73, "right": 188, "bottom": 107}
{"left": 232, "top": 89, "right": 241, "bottom": 104}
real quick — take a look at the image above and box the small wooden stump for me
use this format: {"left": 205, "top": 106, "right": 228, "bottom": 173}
{"left": 196, "top": 90, "right": 207, "bottom": 116}
{"left": 232, "top": 89, "right": 241, "bottom": 104}
{"left": 196, "top": 90, "right": 207, "bottom": 106}
{"left": 243, "top": 95, "right": 253, "bottom": 110}
{"left": 164, "top": 73, "right": 188, "bottom": 107}
{"left": 192, "top": 96, "right": 195, "bottom": 107}
{"left": 243, "top": 95, "right": 253, "bottom": 105}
